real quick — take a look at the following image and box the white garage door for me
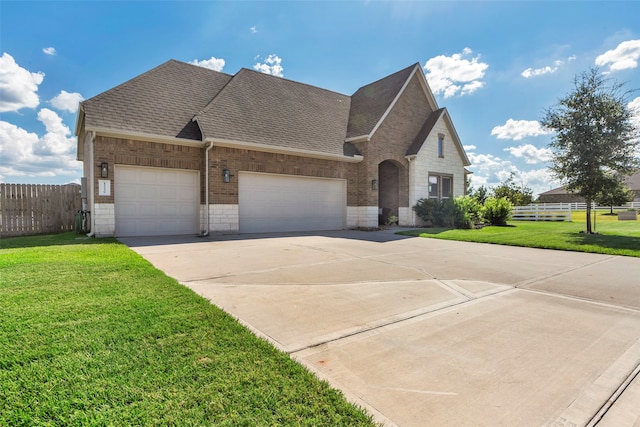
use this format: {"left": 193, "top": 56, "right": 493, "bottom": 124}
{"left": 115, "top": 166, "right": 199, "bottom": 237}
{"left": 239, "top": 172, "right": 346, "bottom": 233}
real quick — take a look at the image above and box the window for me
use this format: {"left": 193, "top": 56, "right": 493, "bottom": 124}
{"left": 428, "top": 174, "right": 453, "bottom": 199}
{"left": 437, "top": 133, "right": 445, "bottom": 158}
{"left": 442, "top": 176, "right": 451, "bottom": 199}
{"left": 428, "top": 176, "right": 439, "bottom": 198}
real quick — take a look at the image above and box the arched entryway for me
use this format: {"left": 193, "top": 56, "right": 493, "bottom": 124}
{"left": 378, "top": 160, "right": 400, "bottom": 225}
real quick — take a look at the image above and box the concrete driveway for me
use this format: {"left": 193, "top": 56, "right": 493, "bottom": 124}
{"left": 121, "top": 230, "right": 640, "bottom": 426}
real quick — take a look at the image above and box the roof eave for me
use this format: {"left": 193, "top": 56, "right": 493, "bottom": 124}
{"left": 344, "top": 135, "right": 370, "bottom": 143}
{"left": 206, "top": 137, "right": 363, "bottom": 163}
{"left": 86, "top": 126, "right": 207, "bottom": 147}
{"left": 442, "top": 110, "right": 471, "bottom": 166}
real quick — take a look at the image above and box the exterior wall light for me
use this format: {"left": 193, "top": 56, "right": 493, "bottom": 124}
{"left": 223, "top": 168, "right": 231, "bottom": 183}
{"left": 100, "top": 162, "right": 108, "bottom": 178}
{"left": 371, "top": 179, "right": 378, "bottom": 190}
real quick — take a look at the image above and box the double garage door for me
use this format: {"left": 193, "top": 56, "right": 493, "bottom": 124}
{"left": 114, "top": 167, "right": 346, "bottom": 236}
{"left": 115, "top": 166, "right": 199, "bottom": 237}
{"left": 239, "top": 172, "right": 346, "bottom": 233}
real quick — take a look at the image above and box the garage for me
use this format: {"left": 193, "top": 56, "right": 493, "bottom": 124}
{"left": 115, "top": 166, "right": 199, "bottom": 237}
{"left": 239, "top": 172, "right": 346, "bottom": 233}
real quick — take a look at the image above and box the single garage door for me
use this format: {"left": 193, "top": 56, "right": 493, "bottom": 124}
{"left": 239, "top": 172, "right": 346, "bottom": 233}
{"left": 115, "top": 165, "right": 199, "bottom": 237}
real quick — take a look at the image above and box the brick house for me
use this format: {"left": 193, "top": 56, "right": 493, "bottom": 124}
{"left": 75, "top": 60, "right": 471, "bottom": 237}
{"left": 538, "top": 173, "right": 640, "bottom": 203}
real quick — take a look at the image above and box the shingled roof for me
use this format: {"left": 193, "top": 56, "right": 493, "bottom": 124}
{"left": 540, "top": 172, "right": 640, "bottom": 196}
{"left": 406, "top": 108, "right": 446, "bottom": 156}
{"left": 80, "top": 60, "right": 232, "bottom": 140}
{"left": 346, "top": 63, "right": 419, "bottom": 139}
{"left": 194, "top": 68, "right": 351, "bottom": 157}
{"left": 78, "top": 60, "right": 455, "bottom": 161}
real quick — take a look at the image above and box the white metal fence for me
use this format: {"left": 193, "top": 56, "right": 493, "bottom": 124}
{"left": 512, "top": 202, "right": 640, "bottom": 222}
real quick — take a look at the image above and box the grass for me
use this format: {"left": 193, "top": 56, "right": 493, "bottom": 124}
{"left": 0, "top": 233, "right": 375, "bottom": 426}
{"left": 399, "top": 210, "right": 640, "bottom": 257}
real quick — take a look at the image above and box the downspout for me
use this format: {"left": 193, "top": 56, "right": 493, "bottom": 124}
{"left": 202, "top": 141, "right": 214, "bottom": 236}
{"left": 87, "top": 131, "right": 96, "bottom": 237}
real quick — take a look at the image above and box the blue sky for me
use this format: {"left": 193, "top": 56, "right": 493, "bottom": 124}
{"left": 1, "top": 1, "right": 639, "bottom": 196}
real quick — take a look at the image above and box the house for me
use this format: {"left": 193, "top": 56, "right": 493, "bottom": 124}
{"left": 538, "top": 172, "right": 640, "bottom": 204}
{"left": 75, "top": 60, "right": 471, "bottom": 237}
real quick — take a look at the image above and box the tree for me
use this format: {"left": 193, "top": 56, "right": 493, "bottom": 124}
{"left": 469, "top": 185, "right": 489, "bottom": 205}
{"left": 594, "top": 177, "right": 634, "bottom": 214}
{"left": 541, "top": 68, "right": 640, "bottom": 234}
{"left": 492, "top": 173, "right": 533, "bottom": 206}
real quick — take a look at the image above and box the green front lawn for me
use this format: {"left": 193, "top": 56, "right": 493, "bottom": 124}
{"left": 0, "top": 233, "right": 375, "bottom": 426}
{"left": 399, "top": 211, "right": 640, "bottom": 257}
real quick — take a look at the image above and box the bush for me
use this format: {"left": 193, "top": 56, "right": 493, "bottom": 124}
{"left": 454, "top": 196, "right": 483, "bottom": 229}
{"left": 413, "top": 196, "right": 482, "bottom": 229}
{"left": 413, "top": 198, "right": 439, "bottom": 225}
{"left": 482, "top": 197, "right": 513, "bottom": 226}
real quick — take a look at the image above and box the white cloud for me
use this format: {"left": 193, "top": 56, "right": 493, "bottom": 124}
{"left": 43, "top": 47, "right": 56, "bottom": 56}
{"left": 521, "top": 55, "right": 576, "bottom": 78}
{"left": 463, "top": 144, "right": 476, "bottom": 151}
{"left": 250, "top": 26, "right": 257, "bottom": 34}
{"left": 50, "top": 90, "right": 84, "bottom": 113}
{"left": 423, "top": 48, "right": 488, "bottom": 98}
{"left": 467, "top": 150, "right": 557, "bottom": 197}
{"left": 491, "top": 119, "right": 553, "bottom": 141}
{"left": 189, "top": 56, "right": 225, "bottom": 71}
{"left": 521, "top": 66, "right": 557, "bottom": 78}
{"left": 253, "top": 54, "right": 284, "bottom": 77}
{"left": 504, "top": 144, "right": 552, "bottom": 164}
{"left": 595, "top": 39, "right": 640, "bottom": 73}
{"left": 0, "top": 53, "right": 45, "bottom": 112}
{"left": 629, "top": 96, "right": 640, "bottom": 130}
{"left": 0, "top": 109, "right": 79, "bottom": 182}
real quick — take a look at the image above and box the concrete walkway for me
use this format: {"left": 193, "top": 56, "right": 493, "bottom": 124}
{"left": 121, "top": 229, "right": 640, "bottom": 426}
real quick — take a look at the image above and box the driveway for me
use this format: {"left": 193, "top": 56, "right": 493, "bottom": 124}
{"left": 121, "top": 230, "right": 640, "bottom": 426}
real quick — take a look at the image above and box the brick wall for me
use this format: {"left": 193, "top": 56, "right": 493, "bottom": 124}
{"left": 92, "top": 136, "right": 204, "bottom": 205}
{"left": 352, "top": 74, "right": 434, "bottom": 221}
{"left": 207, "top": 146, "right": 358, "bottom": 205}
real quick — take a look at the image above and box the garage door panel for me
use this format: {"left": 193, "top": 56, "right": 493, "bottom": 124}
{"left": 115, "top": 166, "right": 199, "bottom": 237}
{"left": 239, "top": 172, "right": 346, "bottom": 233}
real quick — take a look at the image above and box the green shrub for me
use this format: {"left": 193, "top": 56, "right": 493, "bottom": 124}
{"left": 413, "top": 198, "right": 439, "bottom": 225}
{"left": 482, "top": 197, "right": 513, "bottom": 226}
{"left": 454, "top": 196, "right": 483, "bottom": 229}
{"left": 413, "top": 196, "right": 482, "bottom": 229}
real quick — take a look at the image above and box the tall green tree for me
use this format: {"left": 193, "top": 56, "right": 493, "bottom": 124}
{"left": 594, "top": 176, "right": 634, "bottom": 214}
{"left": 492, "top": 173, "right": 533, "bottom": 206}
{"left": 541, "top": 68, "right": 639, "bottom": 234}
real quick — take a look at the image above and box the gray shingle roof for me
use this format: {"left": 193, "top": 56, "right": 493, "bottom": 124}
{"left": 82, "top": 60, "right": 232, "bottom": 140}
{"left": 346, "top": 63, "right": 419, "bottom": 139}
{"left": 540, "top": 172, "right": 640, "bottom": 195}
{"left": 79, "top": 60, "right": 452, "bottom": 161}
{"left": 194, "top": 68, "right": 352, "bottom": 156}
{"left": 406, "top": 108, "right": 446, "bottom": 156}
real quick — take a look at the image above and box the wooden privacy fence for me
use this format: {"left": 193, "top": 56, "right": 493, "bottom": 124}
{"left": 0, "top": 183, "right": 82, "bottom": 237}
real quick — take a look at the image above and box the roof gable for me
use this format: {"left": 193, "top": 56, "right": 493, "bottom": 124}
{"left": 79, "top": 60, "right": 232, "bottom": 140}
{"left": 346, "top": 63, "right": 440, "bottom": 142}
{"left": 194, "top": 68, "right": 352, "bottom": 157}
{"left": 406, "top": 108, "right": 470, "bottom": 166}
{"left": 405, "top": 108, "right": 445, "bottom": 156}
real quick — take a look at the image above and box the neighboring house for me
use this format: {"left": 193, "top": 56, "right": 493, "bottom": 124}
{"left": 538, "top": 172, "right": 640, "bottom": 203}
{"left": 75, "top": 60, "right": 471, "bottom": 237}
